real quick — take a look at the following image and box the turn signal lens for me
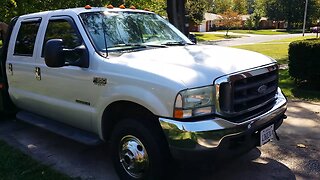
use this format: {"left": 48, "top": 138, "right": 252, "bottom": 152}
{"left": 174, "top": 109, "right": 183, "bottom": 119}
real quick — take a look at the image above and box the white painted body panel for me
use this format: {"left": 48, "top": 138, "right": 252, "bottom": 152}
{"left": 6, "top": 8, "right": 275, "bottom": 139}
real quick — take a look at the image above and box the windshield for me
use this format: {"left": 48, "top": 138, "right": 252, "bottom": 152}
{"left": 80, "top": 11, "right": 192, "bottom": 53}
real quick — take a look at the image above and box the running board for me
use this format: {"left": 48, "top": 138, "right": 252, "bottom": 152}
{"left": 16, "top": 111, "right": 102, "bottom": 145}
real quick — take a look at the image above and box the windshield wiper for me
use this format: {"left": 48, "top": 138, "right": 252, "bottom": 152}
{"left": 110, "top": 43, "right": 167, "bottom": 51}
{"left": 161, "top": 41, "right": 192, "bottom": 46}
{"left": 144, "top": 44, "right": 167, "bottom": 48}
{"left": 111, "top": 43, "right": 147, "bottom": 48}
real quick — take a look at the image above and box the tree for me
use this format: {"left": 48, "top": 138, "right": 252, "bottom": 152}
{"left": 232, "top": 0, "right": 248, "bottom": 14}
{"left": 1, "top": 0, "right": 167, "bottom": 24}
{"left": 121, "top": 0, "right": 166, "bottom": 16}
{"left": 218, "top": 9, "right": 242, "bottom": 36}
{"left": 213, "top": 0, "right": 233, "bottom": 14}
{"left": 252, "top": 0, "right": 266, "bottom": 16}
{"left": 1, "top": 0, "right": 17, "bottom": 23}
{"left": 252, "top": 8, "right": 263, "bottom": 29}
{"left": 0, "top": 22, "right": 9, "bottom": 42}
{"left": 167, "top": 0, "right": 188, "bottom": 35}
{"left": 264, "top": 0, "right": 320, "bottom": 30}
{"left": 245, "top": 15, "right": 254, "bottom": 31}
{"left": 185, "top": 0, "right": 208, "bottom": 25}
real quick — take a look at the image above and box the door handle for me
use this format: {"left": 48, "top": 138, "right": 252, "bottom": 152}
{"left": 35, "top": 67, "right": 41, "bottom": 81}
{"left": 8, "top": 63, "right": 13, "bottom": 75}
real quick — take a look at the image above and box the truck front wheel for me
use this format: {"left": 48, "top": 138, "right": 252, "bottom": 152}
{"left": 110, "top": 118, "right": 170, "bottom": 180}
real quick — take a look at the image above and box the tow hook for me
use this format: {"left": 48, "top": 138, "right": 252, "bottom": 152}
{"left": 274, "top": 114, "right": 287, "bottom": 141}
{"left": 273, "top": 114, "right": 286, "bottom": 141}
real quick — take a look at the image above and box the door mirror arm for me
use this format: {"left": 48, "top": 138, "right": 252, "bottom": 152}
{"left": 66, "top": 45, "right": 89, "bottom": 68}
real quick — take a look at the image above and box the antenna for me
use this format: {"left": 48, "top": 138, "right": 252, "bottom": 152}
{"left": 101, "top": 12, "right": 109, "bottom": 58}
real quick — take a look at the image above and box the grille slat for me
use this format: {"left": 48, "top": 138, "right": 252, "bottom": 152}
{"left": 216, "top": 64, "right": 279, "bottom": 122}
{"left": 234, "top": 85, "right": 277, "bottom": 104}
{"left": 234, "top": 74, "right": 277, "bottom": 92}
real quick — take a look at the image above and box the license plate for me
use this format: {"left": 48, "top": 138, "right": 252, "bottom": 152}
{"left": 260, "top": 124, "right": 274, "bottom": 146}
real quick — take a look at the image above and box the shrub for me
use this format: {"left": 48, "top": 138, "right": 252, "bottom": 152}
{"left": 288, "top": 38, "right": 320, "bottom": 86}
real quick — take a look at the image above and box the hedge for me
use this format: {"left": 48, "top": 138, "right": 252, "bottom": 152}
{"left": 288, "top": 38, "right": 320, "bottom": 85}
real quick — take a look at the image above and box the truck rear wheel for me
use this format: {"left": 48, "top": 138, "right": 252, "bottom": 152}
{"left": 110, "top": 118, "right": 170, "bottom": 180}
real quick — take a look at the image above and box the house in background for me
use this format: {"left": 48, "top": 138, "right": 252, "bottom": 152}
{"left": 189, "top": 13, "right": 287, "bottom": 32}
{"left": 240, "top": 15, "right": 287, "bottom": 29}
{"left": 189, "top": 13, "right": 221, "bottom": 32}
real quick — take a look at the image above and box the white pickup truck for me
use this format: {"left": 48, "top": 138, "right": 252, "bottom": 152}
{"left": 0, "top": 6, "right": 287, "bottom": 180}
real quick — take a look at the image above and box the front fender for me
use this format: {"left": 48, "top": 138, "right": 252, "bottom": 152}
{"left": 93, "top": 84, "right": 178, "bottom": 138}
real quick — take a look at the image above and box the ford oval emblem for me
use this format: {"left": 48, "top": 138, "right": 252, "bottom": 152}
{"left": 257, "top": 85, "right": 268, "bottom": 94}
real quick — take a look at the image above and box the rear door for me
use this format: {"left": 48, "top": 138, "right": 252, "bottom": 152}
{"left": 6, "top": 18, "right": 42, "bottom": 112}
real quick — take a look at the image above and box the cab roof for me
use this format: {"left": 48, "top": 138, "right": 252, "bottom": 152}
{"left": 19, "top": 6, "right": 154, "bottom": 19}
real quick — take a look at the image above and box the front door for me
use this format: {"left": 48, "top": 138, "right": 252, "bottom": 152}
{"left": 32, "top": 16, "right": 93, "bottom": 131}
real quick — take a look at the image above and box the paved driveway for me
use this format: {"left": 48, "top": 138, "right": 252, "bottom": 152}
{"left": 0, "top": 100, "right": 319, "bottom": 179}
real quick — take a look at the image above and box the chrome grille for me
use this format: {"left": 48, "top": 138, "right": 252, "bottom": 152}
{"left": 215, "top": 64, "right": 278, "bottom": 121}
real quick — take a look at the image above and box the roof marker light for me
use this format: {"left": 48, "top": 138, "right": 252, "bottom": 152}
{"left": 106, "top": 4, "right": 114, "bottom": 9}
{"left": 119, "top": 4, "right": 125, "bottom": 9}
{"left": 144, "top": 8, "right": 150, "bottom": 11}
{"left": 85, "top": 5, "right": 92, "bottom": 9}
{"left": 130, "top": 6, "right": 136, "bottom": 10}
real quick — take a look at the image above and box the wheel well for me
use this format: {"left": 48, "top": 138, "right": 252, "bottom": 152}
{"left": 101, "top": 101, "right": 159, "bottom": 141}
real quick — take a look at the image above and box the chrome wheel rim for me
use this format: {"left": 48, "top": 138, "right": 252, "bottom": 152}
{"left": 119, "top": 135, "right": 149, "bottom": 179}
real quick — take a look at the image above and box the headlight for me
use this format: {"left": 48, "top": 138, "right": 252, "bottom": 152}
{"left": 174, "top": 86, "right": 215, "bottom": 118}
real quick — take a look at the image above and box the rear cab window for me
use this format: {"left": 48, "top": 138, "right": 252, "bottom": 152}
{"left": 14, "top": 19, "right": 41, "bottom": 57}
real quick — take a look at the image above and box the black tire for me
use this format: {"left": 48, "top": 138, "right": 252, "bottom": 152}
{"left": 110, "top": 118, "right": 171, "bottom": 180}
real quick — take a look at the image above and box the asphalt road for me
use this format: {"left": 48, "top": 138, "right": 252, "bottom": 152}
{"left": 199, "top": 32, "right": 315, "bottom": 46}
{"left": 0, "top": 100, "right": 319, "bottom": 180}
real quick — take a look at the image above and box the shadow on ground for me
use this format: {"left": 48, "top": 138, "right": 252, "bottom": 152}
{"left": 0, "top": 118, "right": 300, "bottom": 180}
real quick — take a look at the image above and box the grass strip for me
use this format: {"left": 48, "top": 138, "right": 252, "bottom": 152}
{"left": 0, "top": 140, "right": 70, "bottom": 180}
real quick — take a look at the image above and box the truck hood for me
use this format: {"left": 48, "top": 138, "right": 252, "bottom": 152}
{"left": 112, "top": 45, "right": 275, "bottom": 88}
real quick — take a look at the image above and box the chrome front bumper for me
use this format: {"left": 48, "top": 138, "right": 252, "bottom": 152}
{"left": 159, "top": 88, "right": 287, "bottom": 158}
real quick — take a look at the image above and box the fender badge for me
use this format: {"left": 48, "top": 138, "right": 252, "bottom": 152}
{"left": 93, "top": 77, "right": 107, "bottom": 86}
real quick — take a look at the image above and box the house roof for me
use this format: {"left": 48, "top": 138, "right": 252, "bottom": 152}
{"left": 204, "top": 13, "right": 221, "bottom": 21}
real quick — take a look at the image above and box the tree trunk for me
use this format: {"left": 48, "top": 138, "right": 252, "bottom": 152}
{"left": 167, "top": 0, "right": 188, "bottom": 36}
{"left": 0, "top": 22, "right": 9, "bottom": 42}
{"left": 286, "top": 20, "right": 292, "bottom": 31}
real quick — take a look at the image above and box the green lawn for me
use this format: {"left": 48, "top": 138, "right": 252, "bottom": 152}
{"left": 0, "top": 140, "right": 70, "bottom": 180}
{"left": 233, "top": 36, "right": 320, "bottom": 100}
{"left": 234, "top": 36, "right": 314, "bottom": 65}
{"left": 193, "top": 32, "right": 242, "bottom": 41}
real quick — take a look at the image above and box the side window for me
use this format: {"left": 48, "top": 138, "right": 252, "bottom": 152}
{"left": 42, "top": 19, "right": 82, "bottom": 58}
{"left": 14, "top": 21, "right": 41, "bottom": 56}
